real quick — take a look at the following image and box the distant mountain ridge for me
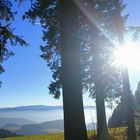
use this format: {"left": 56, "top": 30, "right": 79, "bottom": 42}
{"left": 0, "top": 105, "right": 62, "bottom": 111}
{"left": 2, "top": 120, "right": 96, "bottom": 136}
{"left": 0, "top": 118, "right": 36, "bottom": 127}
{"left": 0, "top": 105, "right": 95, "bottom": 111}
{"left": 0, "top": 105, "right": 97, "bottom": 135}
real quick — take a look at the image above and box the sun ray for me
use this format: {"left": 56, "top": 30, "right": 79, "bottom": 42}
{"left": 73, "top": 0, "right": 116, "bottom": 47}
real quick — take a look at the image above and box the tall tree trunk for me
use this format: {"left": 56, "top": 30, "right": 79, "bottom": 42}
{"left": 122, "top": 68, "right": 136, "bottom": 140}
{"left": 96, "top": 89, "right": 108, "bottom": 140}
{"left": 60, "top": 1, "right": 88, "bottom": 140}
{"left": 94, "top": 58, "right": 109, "bottom": 140}
{"left": 79, "top": 0, "right": 109, "bottom": 139}
{"left": 115, "top": 1, "right": 136, "bottom": 140}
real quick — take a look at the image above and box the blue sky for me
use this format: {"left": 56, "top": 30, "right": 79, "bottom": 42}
{"left": 0, "top": 0, "right": 140, "bottom": 108}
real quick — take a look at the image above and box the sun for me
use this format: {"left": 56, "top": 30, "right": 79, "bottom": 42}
{"left": 113, "top": 41, "right": 140, "bottom": 69}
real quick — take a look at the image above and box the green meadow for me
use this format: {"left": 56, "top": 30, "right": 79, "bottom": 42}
{"left": 0, "top": 128, "right": 128, "bottom": 140}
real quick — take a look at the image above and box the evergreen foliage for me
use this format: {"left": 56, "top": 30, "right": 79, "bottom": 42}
{"left": 0, "top": 129, "right": 21, "bottom": 138}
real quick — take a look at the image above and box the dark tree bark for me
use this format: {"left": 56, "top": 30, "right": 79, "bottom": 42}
{"left": 122, "top": 68, "right": 136, "bottom": 140}
{"left": 95, "top": 87, "right": 108, "bottom": 140}
{"left": 94, "top": 56, "right": 109, "bottom": 140}
{"left": 60, "top": 1, "right": 88, "bottom": 140}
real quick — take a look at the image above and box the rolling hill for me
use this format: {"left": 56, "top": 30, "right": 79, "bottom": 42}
{"left": 0, "top": 118, "right": 36, "bottom": 127}
{"left": 15, "top": 120, "right": 64, "bottom": 135}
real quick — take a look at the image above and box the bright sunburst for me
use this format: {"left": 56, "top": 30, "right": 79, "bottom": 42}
{"left": 113, "top": 41, "right": 140, "bottom": 69}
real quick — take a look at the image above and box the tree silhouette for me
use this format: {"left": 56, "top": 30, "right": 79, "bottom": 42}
{"left": 115, "top": 0, "right": 136, "bottom": 140}
{"left": 24, "top": 1, "right": 88, "bottom": 140}
{"left": 79, "top": 1, "right": 126, "bottom": 139}
{"left": 135, "top": 81, "right": 140, "bottom": 106}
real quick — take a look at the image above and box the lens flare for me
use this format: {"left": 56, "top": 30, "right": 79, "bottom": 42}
{"left": 113, "top": 41, "right": 140, "bottom": 69}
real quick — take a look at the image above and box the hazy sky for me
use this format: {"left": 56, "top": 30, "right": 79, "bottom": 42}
{"left": 0, "top": 0, "right": 140, "bottom": 108}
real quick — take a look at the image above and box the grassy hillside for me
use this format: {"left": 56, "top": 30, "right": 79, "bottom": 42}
{"left": 0, "top": 128, "right": 127, "bottom": 140}
{"left": 0, "top": 133, "right": 64, "bottom": 140}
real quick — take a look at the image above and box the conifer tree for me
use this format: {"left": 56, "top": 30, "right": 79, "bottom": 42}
{"left": 24, "top": 1, "right": 88, "bottom": 140}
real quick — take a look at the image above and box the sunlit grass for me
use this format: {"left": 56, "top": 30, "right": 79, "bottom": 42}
{"left": 0, "top": 133, "right": 64, "bottom": 140}
{"left": 0, "top": 128, "right": 128, "bottom": 140}
{"left": 108, "top": 127, "right": 127, "bottom": 140}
